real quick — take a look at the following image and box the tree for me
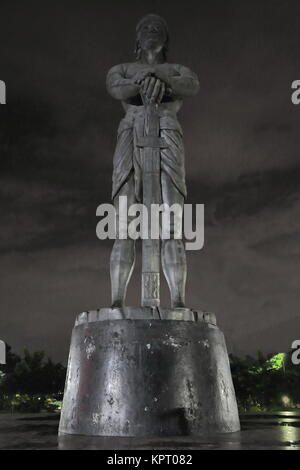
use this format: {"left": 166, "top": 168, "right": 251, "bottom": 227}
{"left": 0, "top": 348, "right": 66, "bottom": 412}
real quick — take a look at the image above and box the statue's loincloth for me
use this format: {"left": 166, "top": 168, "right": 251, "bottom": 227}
{"left": 112, "top": 106, "right": 187, "bottom": 201}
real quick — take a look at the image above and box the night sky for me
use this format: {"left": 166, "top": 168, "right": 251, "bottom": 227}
{"left": 0, "top": 0, "right": 300, "bottom": 363}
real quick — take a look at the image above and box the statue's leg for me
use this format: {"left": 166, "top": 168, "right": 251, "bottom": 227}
{"left": 161, "top": 172, "right": 187, "bottom": 308}
{"left": 110, "top": 173, "right": 136, "bottom": 309}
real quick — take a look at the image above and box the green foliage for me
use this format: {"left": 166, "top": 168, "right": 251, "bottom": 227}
{"left": 0, "top": 345, "right": 66, "bottom": 413}
{"left": 266, "top": 353, "right": 286, "bottom": 371}
{"left": 0, "top": 393, "right": 62, "bottom": 413}
{"left": 230, "top": 349, "right": 300, "bottom": 412}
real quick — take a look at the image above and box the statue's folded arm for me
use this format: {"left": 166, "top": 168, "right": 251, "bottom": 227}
{"left": 166, "top": 65, "right": 200, "bottom": 98}
{"left": 106, "top": 64, "right": 140, "bottom": 101}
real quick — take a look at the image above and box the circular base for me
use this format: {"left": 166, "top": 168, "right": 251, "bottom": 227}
{"left": 75, "top": 306, "right": 217, "bottom": 324}
{"left": 59, "top": 317, "right": 240, "bottom": 437}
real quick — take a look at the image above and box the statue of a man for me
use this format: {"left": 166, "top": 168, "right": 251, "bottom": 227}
{"left": 106, "top": 13, "right": 199, "bottom": 310}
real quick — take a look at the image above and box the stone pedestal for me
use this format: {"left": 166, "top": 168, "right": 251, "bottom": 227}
{"left": 59, "top": 308, "right": 240, "bottom": 436}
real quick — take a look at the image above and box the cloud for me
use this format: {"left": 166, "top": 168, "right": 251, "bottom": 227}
{"left": 0, "top": 0, "right": 300, "bottom": 360}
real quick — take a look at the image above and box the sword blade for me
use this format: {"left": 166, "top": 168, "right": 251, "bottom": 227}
{"left": 141, "top": 104, "right": 161, "bottom": 307}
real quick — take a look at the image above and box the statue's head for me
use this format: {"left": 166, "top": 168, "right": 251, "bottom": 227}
{"left": 134, "top": 13, "right": 169, "bottom": 61}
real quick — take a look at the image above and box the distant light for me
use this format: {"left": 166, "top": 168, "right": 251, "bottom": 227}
{"left": 282, "top": 395, "right": 291, "bottom": 407}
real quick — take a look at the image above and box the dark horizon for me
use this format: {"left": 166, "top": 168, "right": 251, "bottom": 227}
{"left": 0, "top": 0, "right": 300, "bottom": 363}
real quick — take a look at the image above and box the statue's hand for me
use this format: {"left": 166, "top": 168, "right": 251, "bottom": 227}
{"left": 152, "top": 69, "right": 173, "bottom": 97}
{"left": 150, "top": 79, "right": 165, "bottom": 104}
{"left": 132, "top": 68, "right": 155, "bottom": 85}
{"left": 152, "top": 69, "right": 172, "bottom": 87}
{"left": 140, "top": 76, "right": 167, "bottom": 104}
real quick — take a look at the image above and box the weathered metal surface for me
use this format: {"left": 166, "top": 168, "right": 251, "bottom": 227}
{"left": 136, "top": 135, "right": 168, "bottom": 148}
{"left": 75, "top": 307, "right": 216, "bottom": 325}
{"left": 59, "top": 318, "right": 240, "bottom": 436}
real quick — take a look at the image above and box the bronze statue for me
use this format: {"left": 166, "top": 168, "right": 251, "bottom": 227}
{"left": 59, "top": 14, "right": 240, "bottom": 439}
{"left": 107, "top": 13, "right": 199, "bottom": 310}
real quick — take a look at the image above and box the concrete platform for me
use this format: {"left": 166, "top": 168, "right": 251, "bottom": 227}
{"left": 1, "top": 412, "right": 300, "bottom": 450}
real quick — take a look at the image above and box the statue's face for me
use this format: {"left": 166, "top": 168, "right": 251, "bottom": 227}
{"left": 138, "top": 20, "right": 167, "bottom": 53}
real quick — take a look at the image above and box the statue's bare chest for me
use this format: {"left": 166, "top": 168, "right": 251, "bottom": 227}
{"left": 122, "top": 62, "right": 180, "bottom": 79}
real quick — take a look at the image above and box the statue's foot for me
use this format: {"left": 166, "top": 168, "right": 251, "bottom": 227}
{"left": 111, "top": 301, "right": 124, "bottom": 309}
{"left": 172, "top": 301, "right": 186, "bottom": 309}
{"left": 110, "top": 302, "right": 126, "bottom": 319}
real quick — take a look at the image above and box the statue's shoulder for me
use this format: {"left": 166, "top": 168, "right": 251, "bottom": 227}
{"left": 107, "top": 63, "right": 125, "bottom": 73}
